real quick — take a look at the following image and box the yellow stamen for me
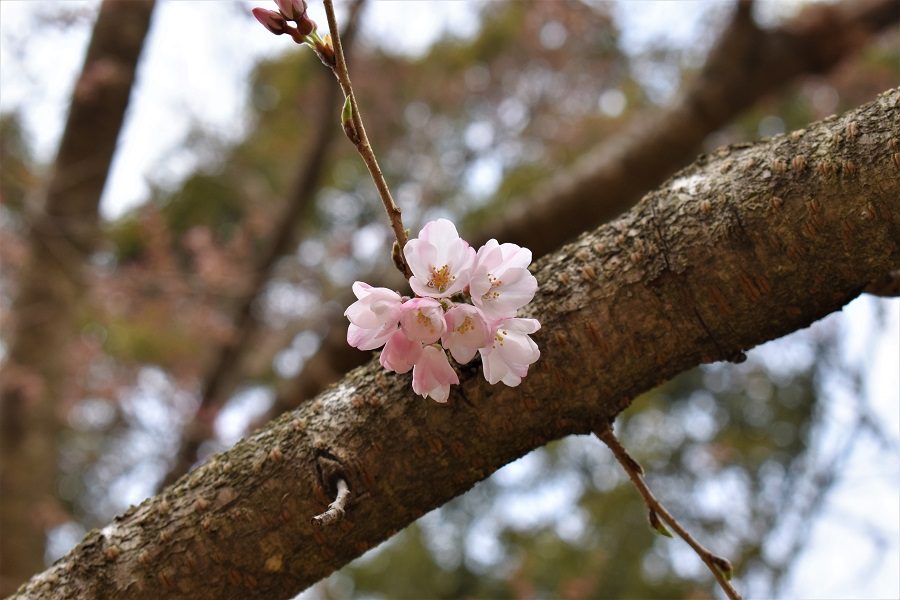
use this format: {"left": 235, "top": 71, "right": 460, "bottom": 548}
{"left": 456, "top": 316, "right": 474, "bottom": 335}
{"left": 416, "top": 310, "right": 434, "bottom": 332}
{"left": 427, "top": 264, "right": 454, "bottom": 292}
{"left": 483, "top": 274, "right": 502, "bottom": 300}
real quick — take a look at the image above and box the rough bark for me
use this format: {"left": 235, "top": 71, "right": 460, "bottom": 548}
{"left": 12, "top": 88, "right": 899, "bottom": 600}
{"left": 268, "top": 0, "right": 900, "bottom": 418}
{"left": 0, "top": 1, "right": 155, "bottom": 595}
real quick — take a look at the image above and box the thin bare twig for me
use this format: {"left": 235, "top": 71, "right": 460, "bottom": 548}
{"left": 594, "top": 424, "right": 742, "bottom": 600}
{"left": 312, "top": 478, "right": 351, "bottom": 526}
{"left": 322, "top": 0, "right": 412, "bottom": 278}
{"left": 158, "top": 0, "right": 366, "bottom": 491}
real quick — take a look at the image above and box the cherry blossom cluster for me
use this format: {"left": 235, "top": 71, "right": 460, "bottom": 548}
{"left": 345, "top": 219, "right": 540, "bottom": 402}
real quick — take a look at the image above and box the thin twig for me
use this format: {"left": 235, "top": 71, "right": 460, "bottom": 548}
{"left": 312, "top": 478, "right": 351, "bottom": 526}
{"left": 158, "top": 0, "right": 367, "bottom": 491}
{"left": 322, "top": 0, "right": 412, "bottom": 278}
{"left": 594, "top": 424, "right": 742, "bottom": 600}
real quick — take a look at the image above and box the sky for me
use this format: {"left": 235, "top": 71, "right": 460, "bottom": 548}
{"left": 0, "top": 0, "right": 728, "bottom": 219}
{"left": 1, "top": 1, "right": 897, "bottom": 598}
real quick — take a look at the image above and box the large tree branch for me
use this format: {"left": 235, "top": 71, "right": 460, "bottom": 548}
{"left": 13, "top": 88, "right": 899, "bottom": 600}
{"left": 0, "top": 1, "right": 155, "bottom": 594}
{"left": 266, "top": 0, "right": 900, "bottom": 420}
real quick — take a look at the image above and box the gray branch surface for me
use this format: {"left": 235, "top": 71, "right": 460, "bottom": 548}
{"left": 13, "top": 89, "right": 900, "bottom": 600}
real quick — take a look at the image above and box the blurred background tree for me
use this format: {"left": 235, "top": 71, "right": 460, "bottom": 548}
{"left": 0, "top": 0, "right": 897, "bottom": 597}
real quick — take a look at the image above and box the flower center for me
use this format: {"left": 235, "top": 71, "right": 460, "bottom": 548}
{"left": 483, "top": 274, "right": 502, "bottom": 300}
{"left": 456, "top": 316, "right": 474, "bottom": 335}
{"left": 427, "top": 264, "right": 454, "bottom": 292}
{"left": 416, "top": 309, "right": 435, "bottom": 332}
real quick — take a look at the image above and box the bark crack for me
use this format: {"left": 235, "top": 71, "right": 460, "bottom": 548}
{"left": 650, "top": 202, "right": 727, "bottom": 360}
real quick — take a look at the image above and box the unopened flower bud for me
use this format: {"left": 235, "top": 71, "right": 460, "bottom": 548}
{"left": 275, "top": 0, "right": 307, "bottom": 21}
{"left": 252, "top": 8, "right": 288, "bottom": 35}
{"left": 295, "top": 14, "right": 316, "bottom": 37}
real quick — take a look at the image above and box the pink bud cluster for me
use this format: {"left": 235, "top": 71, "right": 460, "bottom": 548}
{"left": 345, "top": 219, "right": 541, "bottom": 402}
{"left": 252, "top": 0, "right": 315, "bottom": 41}
{"left": 251, "top": 0, "right": 335, "bottom": 66}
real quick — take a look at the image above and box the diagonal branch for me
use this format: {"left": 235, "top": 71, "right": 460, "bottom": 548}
{"left": 263, "top": 0, "right": 900, "bottom": 422}
{"left": 14, "top": 87, "right": 899, "bottom": 600}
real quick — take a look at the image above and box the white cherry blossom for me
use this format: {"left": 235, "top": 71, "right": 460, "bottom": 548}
{"left": 470, "top": 239, "right": 537, "bottom": 319}
{"left": 346, "top": 219, "right": 542, "bottom": 402}
{"left": 479, "top": 317, "right": 541, "bottom": 387}
{"left": 404, "top": 219, "right": 475, "bottom": 298}
{"left": 441, "top": 304, "right": 490, "bottom": 364}
{"left": 399, "top": 297, "right": 446, "bottom": 344}
{"left": 344, "top": 282, "right": 402, "bottom": 350}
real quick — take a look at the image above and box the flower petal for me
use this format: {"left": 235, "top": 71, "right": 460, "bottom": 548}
{"left": 442, "top": 304, "right": 490, "bottom": 365}
{"left": 400, "top": 297, "right": 446, "bottom": 344}
{"left": 380, "top": 329, "right": 422, "bottom": 373}
{"left": 412, "top": 345, "right": 459, "bottom": 402}
{"left": 347, "top": 322, "right": 396, "bottom": 351}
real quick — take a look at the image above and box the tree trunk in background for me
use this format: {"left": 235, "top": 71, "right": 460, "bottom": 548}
{"left": 12, "top": 88, "right": 899, "bottom": 600}
{"left": 0, "top": 1, "right": 155, "bottom": 594}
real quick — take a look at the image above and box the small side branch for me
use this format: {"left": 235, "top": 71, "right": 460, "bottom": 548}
{"left": 322, "top": 0, "right": 412, "bottom": 278}
{"left": 312, "top": 478, "right": 351, "bottom": 526}
{"left": 594, "top": 424, "right": 742, "bottom": 600}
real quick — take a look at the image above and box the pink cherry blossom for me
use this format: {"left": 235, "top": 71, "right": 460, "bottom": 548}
{"left": 441, "top": 304, "right": 490, "bottom": 364}
{"left": 479, "top": 317, "right": 541, "bottom": 387}
{"left": 412, "top": 345, "right": 460, "bottom": 402}
{"left": 470, "top": 239, "right": 538, "bottom": 320}
{"left": 379, "top": 329, "right": 422, "bottom": 374}
{"left": 346, "top": 219, "right": 541, "bottom": 401}
{"left": 344, "top": 282, "right": 402, "bottom": 350}
{"left": 399, "top": 297, "right": 446, "bottom": 344}
{"left": 404, "top": 219, "right": 475, "bottom": 298}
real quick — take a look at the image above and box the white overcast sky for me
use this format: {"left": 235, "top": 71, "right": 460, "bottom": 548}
{"left": 0, "top": 0, "right": 733, "bottom": 219}
{"left": 1, "top": 2, "right": 896, "bottom": 598}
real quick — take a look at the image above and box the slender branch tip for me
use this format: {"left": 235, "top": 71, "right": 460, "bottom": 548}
{"left": 593, "top": 425, "right": 742, "bottom": 600}
{"left": 321, "top": 0, "right": 412, "bottom": 279}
